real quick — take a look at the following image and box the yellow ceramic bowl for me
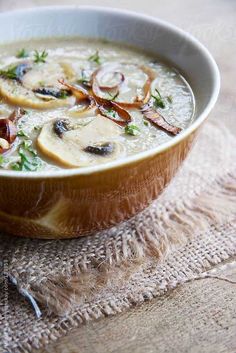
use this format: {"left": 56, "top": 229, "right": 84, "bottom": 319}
{"left": 0, "top": 7, "right": 220, "bottom": 238}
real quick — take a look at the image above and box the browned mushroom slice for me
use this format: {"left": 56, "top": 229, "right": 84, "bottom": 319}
{"left": 59, "top": 80, "right": 97, "bottom": 116}
{"left": 60, "top": 79, "right": 131, "bottom": 126}
{"left": 139, "top": 65, "right": 156, "bottom": 104}
{"left": 58, "top": 79, "right": 89, "bottom": 100}
{"left": 92, "top": 65, "right": 125, "bottom": 99}
{"left": 92, "top": 63, "right": 155, "bottom": 108}
{"left": 97, "top": 100, "right": 132, "bottom": 126}
{"left": 0, "top": 118, "right": 17, "bottom": 144}
{"left": 0, "top": 117, "right": 17, "bottom": 154}
{"left": 141, "top": 104, "right": 182, "bottom": 136}
{"left": 0, "top": 108, "right": 26, "bottom": 154}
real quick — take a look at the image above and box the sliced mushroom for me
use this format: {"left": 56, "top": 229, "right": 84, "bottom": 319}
{"left": 141, "top": 103, "right": 182, "bottom": 135}
{"left": 0, "top": 62, "right": 31, "bottom": 82}
{"left": 68, "top": 100, "right": 97, "bottom": 118}
{"left": 0, "top": 118, "right": 17, "bottom": 143}
{"left": 37, "top": 115, "right": 125, "bottom": 168}
{"left": 92, "top": 64, "right": 125, "bottom": 99}
{"left": 0, "top": 62, "right": 75, "bottom": 109}
{"left": 97, "top": 100, "right": 132, "bottom": 126}
{"left": 91, "top": 63, "right": 155, "bottom": 107}
{"left": 22, "top": 62, "right": 65, "bottom": 90}
{"left": 58, "top": 79, "right": 89, "bottom": 100}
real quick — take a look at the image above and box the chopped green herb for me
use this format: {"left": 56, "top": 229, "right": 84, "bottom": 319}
{"left": 0, "top": 65, "right": 17, "bottom": 80}
{"left": 125, "top": 124, "right": 141, "bottom": 136}
{"left": 151, "top": 89, "right": 165, "bottom": 109}
{"left": 167, "top": 95, "right": 173, "bottom": 103}
{"left": 143, "top": 120, "right": 149, "bottom": 126}
{"left": 106, "top": 108, "right": 117, "bottom": 118}
{"left": 88, "top": 50, "right": 101, "bottom": 64}
{"left": 17, "top": 129, "right": 29, "bottom": 138}
{"left": 16, "top": 48, "right": 29, "bottom": 58}
{"left": 0, "top": 156, "right": 9, "bottom": 168}
{"left": 11, "top": 140, "right": 41, "bottom": 171}
{"left": 34, "top": 50, "right": 48, "bottom": 64}
{"left": 22, "top": 140, "right": 37, "bottom": 156}
{"left": 0, "top": 155, "right": 4, "bottom": 166}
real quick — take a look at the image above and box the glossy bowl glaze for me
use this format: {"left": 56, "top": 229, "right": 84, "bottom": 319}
{"left": 0, "top": 7, "right": 220, "bottom": 238}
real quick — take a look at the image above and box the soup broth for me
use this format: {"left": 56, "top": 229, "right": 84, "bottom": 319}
{"left": 0, "top": 38, "right": 195, "bottom": 171}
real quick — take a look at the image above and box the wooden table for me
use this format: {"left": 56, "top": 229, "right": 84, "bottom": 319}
{"left": 1, "top": 1, "right": 236, "bottom": 352}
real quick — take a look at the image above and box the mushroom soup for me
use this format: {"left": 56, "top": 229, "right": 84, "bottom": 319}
{"left": 0, "top": 38, "right": 195, "bottom": 171}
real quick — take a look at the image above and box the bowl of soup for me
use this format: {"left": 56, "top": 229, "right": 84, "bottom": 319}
{"left": 0, "top": 6, "right": 220, "bottom": 238}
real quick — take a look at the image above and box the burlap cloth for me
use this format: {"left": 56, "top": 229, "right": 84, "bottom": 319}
{"left": 1, "top": 120, "right": 236, "bottom": 353}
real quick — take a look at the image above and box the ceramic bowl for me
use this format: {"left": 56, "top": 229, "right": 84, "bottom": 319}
{"left": 0, "top": 6, "right": 220, "bottom": 238}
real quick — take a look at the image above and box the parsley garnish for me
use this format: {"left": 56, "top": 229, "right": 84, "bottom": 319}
{"left": 17, "top": 130, "right": 29, "bottom": 138}
{"left": 0, "top": 65, "right": 17, "bottom": 80}
{"left": 167, "top": 95, "right": 173, "bottom": 103}
{"left": 143, "top": 120, "right": 149, "bottom": 126}
{"left": 0, "top": 156, "right": 9, "bottom": 168}
{"left": 125, "top": 124, "right": 141, "bottom": 136}
{"left": 11, "top": 139, "right": 41, "bottom": 171}
{"left": 88, "top": 50, "right": 101, "bottom": 64}
{"left": 151, "top": 89, "right": 166, "bottom": 109}
{"left": 22, "top": 140, "right": 37, "bottom": 156}
{"left": 34, "top": 50, "right": 48, "bottom": 64}
{"left": 106, "top": 108, "right": 117, "bottom": 119}
{"left": 0, "top": 155, "right": 5, "bottom": 167}
{"left": 16, "top": 48, "right": 29, "bottom": 58}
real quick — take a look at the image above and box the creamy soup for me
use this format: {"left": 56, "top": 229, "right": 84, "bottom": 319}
{"left": 0, "top": 38, "right": 195, "bottom": 171}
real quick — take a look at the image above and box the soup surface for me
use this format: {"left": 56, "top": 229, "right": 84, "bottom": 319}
{"left": 0, "top": 38, "right": 195, "bottom": 172}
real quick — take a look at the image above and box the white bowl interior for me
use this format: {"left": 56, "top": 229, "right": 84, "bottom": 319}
{"left": 0, "top": 6, "right": 220, "bottom": 177}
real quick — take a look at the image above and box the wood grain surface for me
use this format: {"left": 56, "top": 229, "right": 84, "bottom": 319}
{"left": 1, "top": 0, "right": 236, "bottom": 352}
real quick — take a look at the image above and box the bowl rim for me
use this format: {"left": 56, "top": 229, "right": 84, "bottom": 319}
{"left": 0, "top": 5, "right": 220, "bottom": 179}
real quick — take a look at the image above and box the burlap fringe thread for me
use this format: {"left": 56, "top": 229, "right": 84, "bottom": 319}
{"left": 10, "top": 169, "right": 236, "bottom": 317}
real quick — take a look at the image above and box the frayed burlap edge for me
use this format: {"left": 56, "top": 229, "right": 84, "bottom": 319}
{"left": 8, "top": 228, "right": 236, "bottom": 353}
{"left": 10, "top": 168, "right": 236, "bottom": 317}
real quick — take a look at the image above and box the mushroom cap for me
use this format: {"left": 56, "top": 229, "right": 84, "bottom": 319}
{"left": 0, "top": 61, "right": 75, "bottom": 109}
{"left": 37, "top": 114, "right": 126, "bottom": 168}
